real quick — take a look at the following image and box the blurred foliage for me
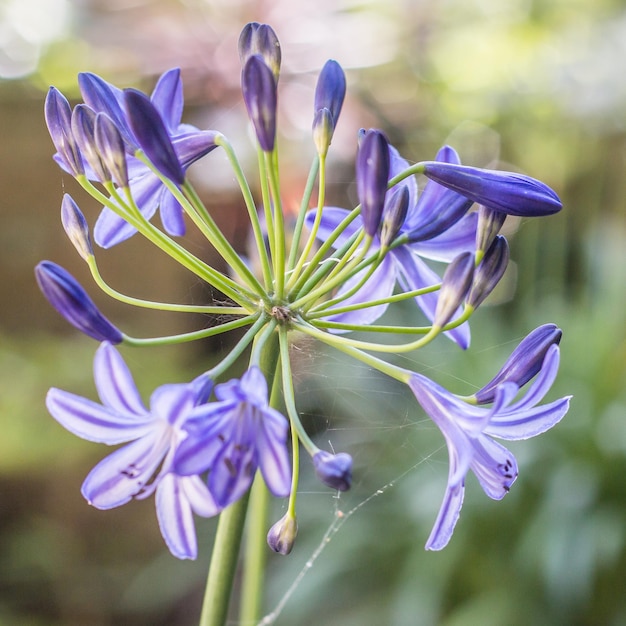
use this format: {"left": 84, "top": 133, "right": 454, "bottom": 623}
{"left": 0, "top": 0, "right": 625, "bottom": 625}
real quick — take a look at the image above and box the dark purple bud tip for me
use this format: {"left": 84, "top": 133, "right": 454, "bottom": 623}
{"left": 380, "top": 185, "right": 410, "bottom": 247}
{"left": 433, "top": 252, "right": 475, "bottom": 328}
{"left": 61, "top": 194, "right": 93, "bottom": 261}
{"left": 35, "top": 261, "right": 123, "bottom": 343}
{"left": 124, "top": 88, "right": 185, "bottom": 184}
{"left": 357, "top": 129, "right": 390, "bottom": 237}
{"left": 467, "top": 236, "right": 509, "bottom": 309}
{"left": 474, "top": 323, "right": 563, "bottom": 403}
{"left": 239, "top": 22, "right": 281, "bottom": 80}
{"left": 314, "top": 59, "right": 346, "bottom": 126}
{"left": 313, "top": 450, "right": 352, "bottom": 491}
{"left": 242, "top": 55, "right": 277, "bottom": 152}
{"left": 267, "top": 513, "right": 298, "bottom": 555}
{"left": 422, "top": 162, "right": 562, "bottom": 217}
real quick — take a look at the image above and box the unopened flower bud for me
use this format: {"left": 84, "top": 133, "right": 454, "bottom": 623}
{"left": 241, "top": 55, "right": 277, "bottom": 152}
{"left": 313, "top": 59, "right": 346, "bottom": 150}
{"left": 380, "top": 185, "right": 409, "bottom": 247}
{"left": 312, "top": 108, "right": 334, "bottom": 158}
{"left": 95, "top": 113, "right": 129, "bottom": 188}
{"left": 357, "top": 129, "right": 390, "bottom": 237}
{"left": 35, "top": 261, "right": 123, "bottom": 343}
{"left": 466, "top": 236, "right": 509, "bottom": 309}
{"left": 238, "top": 22, "right": 281, "bottom": 81}
{"left": 433, "top": 252, "right": 475, "bottom": 329}
{"left": 422, "top": 161, "right": 562, "bottom": 217}
{"left": 45, "top": 87, "right": 84, "bottom": 176}
{"left": 476, "top": 206, "right": 507, "bottom": 257}
{"left": 124, "top": 88, "right": 185, "bottom": 184}
{"left": 267, "top": 513, "right": 298, "bottom": 555}
{"left": 61, "top": 194, "right": 93, "bottom": 261}
{"left": 474, "top": 323, "right": 562, "bottom": 403}
{"left": 71, "top": 104, "right": 110, "bottom": 182}
{"left": 313, "top": 450, "right": 352, "bottom": 491}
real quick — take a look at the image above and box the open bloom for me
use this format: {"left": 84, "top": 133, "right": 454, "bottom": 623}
{"left": 307, "top": 144, "right": 477, "bottom": 347}
{"left": 45, "top": 343, "right": 220, "bottom": 559}
{"left": 174, "top": 367, "right": 291, "bottom": 507}
{"left": 408, "top": 336, "right": 571, "bottom": 550}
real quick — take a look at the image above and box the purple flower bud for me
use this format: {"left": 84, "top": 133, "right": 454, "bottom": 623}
{"left": 467, "top": 236, "right": 509, "bottom": 309}
{"left": 35, "top": 261, "right": 123, "bottom": 343}
{"left": 422, "top": 161, "right": 562, "bottom": 217}
{"left": 380, "top": 185, "right": 409, "bottom": 247}
{"left": 44, "top": 87, "right": 84, "bottom": 176}
{"left": 124, "top": 88, "right": 185, "bottom": 184}
{"left": 71, "top": 104, "right": 110, "bottom": 182}
{"left": 476, "top": 206, "right": 507, "bottom": 256}
{"left": 433, "top": 252, "right": 475, "bottom": 329}
{"left": 238, "top": 22, "right": 281, "bottom": 80}
{"left": 357, "top": 129, "right": 390, "bottom": 237}
{"left": 61, "top": 194, "right": 93, "bottom": 261}
{"left": 314, "top": 60, "right": 346, "bottom": 131}
{"left": 474, "top": 323, "right": 563, "bottom": 404}
{"left": 267, "top": 513, "right": 298, "bottom": 555}
{"left": 241, "top": 55, "right": 277, "bottom": 152}
{"left": 313, "top": 450, "right": 352, "bottom": 491}
{"left": 94, "top": 113, "right": 129, "bottom": 188}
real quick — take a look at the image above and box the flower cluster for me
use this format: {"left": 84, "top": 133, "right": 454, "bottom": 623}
{"left": 38, "top": 22, "right": 570, "bottom": 562}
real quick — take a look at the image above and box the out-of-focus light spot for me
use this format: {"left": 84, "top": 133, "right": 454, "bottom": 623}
{"left": 0, "top": 0, "right": 70, "bottom": 78}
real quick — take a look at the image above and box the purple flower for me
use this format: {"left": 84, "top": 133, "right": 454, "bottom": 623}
{"left": 45, "top": 342, "right": 221, "bottom": 559}
{"left": 174, "top": 367, "right": 291, "bottom": 507}
{"left": 35, "top": 261, "right": 123, "bottom": 343}
{"left": 357, "top": 130, "right": 390, "bottom": 237}
{"left": 241, "top": 54, "right": 277, "bottom": 152}
{"left": 306, "top": 144, "right": 477, "bottom": 348}
{"left": 313, "top": 450, "right": 352, "bottom": 491}
{"left": 422, "top": 161, "right": 562, "bottom": 217}
{"left": 74, "top": 68, "right": 218, "bottom": 247}
{"left": 408, "top": 339, "right": 570, "bottom": 550}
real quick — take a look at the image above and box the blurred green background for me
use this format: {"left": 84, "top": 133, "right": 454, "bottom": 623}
{"left": 1, "top": 0, "right": 625, "bottom": 624}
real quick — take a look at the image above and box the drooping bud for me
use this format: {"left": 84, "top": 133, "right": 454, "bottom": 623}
{"left": 44, "top": 87, "right": 84, "bottom": 176}
{"left": 241, "top": 55, "right": 277, "bottom": 152}
{"left": 238, "top": 22, "right": 281, "bottom": 81}
{"left": 313, "top": 450, "right": 352, "bottom": 491}
{"left": 432, "top": 252, "right": 475, "bottom": 329}
{"left": 60, "top": 194, "right": 93, "bottom": 261}
{"left": 422, "top": 161, "right": 562, "bottom": 217}
{"left": 356, "top": 129, "right": 390, "bottom": 237}
{"left": 95, "top": 113, "right": 129, "bottom": 188}
{"left": 474, "top": 323, "right": 563, "bottom": 404}
{"left": 71, "top": 104, "right": 110, "bottom": 182}
{"left": 380, "top": 185, "right": 409, "bottom": 247}
{"left": 466, "top": 236, "right": 509, "bottom": 309}
{"left": 124, "top": 88, "right": 185, "bottom": 184}
{"left": 475, "top": 206, "right": 507, "bottom": 257}
{"left": 312, "top": 59, "right": 346, "bottom": 154}
{"left": 35, "top": 261, "right": 123, "bottom": 343}
{"left": 267, "top": 513, "right": 298, "bottom": 555}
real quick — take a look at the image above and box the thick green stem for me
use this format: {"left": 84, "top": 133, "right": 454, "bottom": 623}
{"left": 199, "top": 493, "right": 250, "bottom": 626}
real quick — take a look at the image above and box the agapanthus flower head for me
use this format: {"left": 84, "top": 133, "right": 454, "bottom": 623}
{"left": 45, "top": 342, "right": 221, "bottom": 559}
{"left": 238, "top": 22, "right": 281, "bottom": 81}
{"left": 408, "top": 338, "right": 570, "bottom": 550}
{"left": 35, "top": 261, "right": 122, "bottom": 343}
{"left": 174, "top": 367, "right": 291, "bottom": 507}
{"left": 267, "top": 513, "right": 298, "bottom": 555}
{"left": 357, "top": 129, "right": 390, "bottom": 237}
{"left": 312, "top": 450, "right": 353, "bottom": 491}
{"left": 124, "top": 88, "right": 185, "bottom": 185}
{"left": 44, "top": 86, "right": 84, "bottom": 176}
{"left": 474, "top": 323, "right": 563, "bottom": 404}
{"left": 241, "top": 54, "right": 278, "bottom": 152}
{"left": 61, "top": 194, "right": 93, "bottom": 261}
{"left": 467, "top": 235, "right": 510, "bottom": 309}
{"left": 422, "top": 161, "right": 562, "bottom": 217}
